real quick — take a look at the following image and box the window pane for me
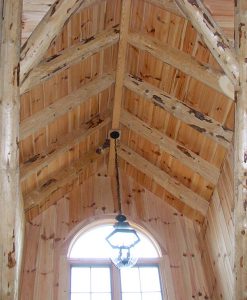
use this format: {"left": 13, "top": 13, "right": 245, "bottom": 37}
{"left": 122, "top": 293, "right": 142, "bottom": 300}
{"left": 91, "top": 293, "right": 111, "bottom": 300}
{"left": 121, "top": 268, "right": 140, "bottom": 292}
{"left": 71, "top": 267, "right": 90, "bottom": 292}
{"left": 140, "top": 267, "right": 161, "bottom": 292}
{"left": 91, "top": 267, "right": 111, "bottom": 292}
{"left": 142, "top": 292, "right": 163, "bottom": 300}
{"left": 71, "top": 293, "right": 90, "bottom": 300}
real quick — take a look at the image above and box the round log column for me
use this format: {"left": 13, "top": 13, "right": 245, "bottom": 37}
{"left": 234, "top": 1, "right": 247, "bottom": 299}
{"left": 0, "top": 0, "right": 25, "bottom": 299}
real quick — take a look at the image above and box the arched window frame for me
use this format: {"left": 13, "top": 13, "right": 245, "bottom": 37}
{"left": 67, "top": 217, "right": 165, "bottom": 300}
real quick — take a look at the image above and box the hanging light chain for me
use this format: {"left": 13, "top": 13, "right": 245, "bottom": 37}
{"left": 114, "top": 137, "right": 122, "bottom": 215}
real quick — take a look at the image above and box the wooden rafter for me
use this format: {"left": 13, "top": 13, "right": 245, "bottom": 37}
{"left": 20, "top": 112, "right": 111, "bottom": 181}
{"left": 0, "top": 0, "right": 24, "bottom": 298}
{"left": 20, "top": 0, "right": 100, "bottom": 85}
{"left": 20, "top": 73, "right": 115, "bottom": 140}
{"left": 119, "top": 144, "right": 209, "bottom": 216}
{"left": 124, "top": 74, "right": 233, "bottom": 148}
{"left": 24, "top": 148, "right": 108, "bottom": 213}
{"left": 21, "top": 26, "right": 120, "bottom": 94}
{"left": 108, "top": 0, "right": 131, "bottom": 175}
{"left": 234, "top": 1, "right": 247, "bottom": 298}
{"left": 128, "top": 32, "right": 234, "bottom": 100}
{"left": 174, "top": 0, "right": 239, "bottom": 86}
{"left": 120, "top": 109, "right": 220, "bottom": 185}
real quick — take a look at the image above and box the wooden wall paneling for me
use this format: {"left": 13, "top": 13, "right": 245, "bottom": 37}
{"left": 198, "top": 149, "right": 234, "bottom": 299}
{"left": 212, "top": 190, "right": 234, "bottom": 276}
{"left": 53, "top": 197, "right": 70, "bottom": 299}
{"left": 206, "top": 207, "right": 233, "bottom": 299}
{"left": 21, "top": 167, "right": 214, "bottom": 299}
{"left": 194, "top": 223, "right": 221, "bottom": 300}
{"left": 20, "top": 215, "right": 42, "bottom": 300}
{"left": 33, "top": 206, "right": 56, "bottom": 300}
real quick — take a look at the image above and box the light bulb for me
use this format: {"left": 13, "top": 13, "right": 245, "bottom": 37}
{"left": 111, "top": 247, "right": 138, "bottom": 269}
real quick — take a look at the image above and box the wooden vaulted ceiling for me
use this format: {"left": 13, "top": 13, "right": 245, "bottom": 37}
{"left": 20, "top": 0, "right": 235, "bottom": 223}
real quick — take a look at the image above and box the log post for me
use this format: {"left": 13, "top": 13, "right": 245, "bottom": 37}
{"left": 234, "top": 1, "right": 247, "bottom": 298}
{"left": 174, "top": 0, "right": 239, "bottom": 87}
{"left": 0, "top": 0, "right": 25, "bottom": 299}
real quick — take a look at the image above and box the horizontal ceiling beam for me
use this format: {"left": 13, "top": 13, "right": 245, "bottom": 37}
{"left": 20, "top": 0, "right": 100, "bottom": 85}
{"left": 128, "top": 33, "right": 234, "bottom": 100}
{"left": 174, "top": 0, "right": 239, "bottom": 86}
{"left": 20, "top": 73, "right": 115, "bottom": 140}
{"left": 120, "top": 109, "right": 220, "bottom": 185}
{"left": 119, "top": 144, "right": 209, "bottom": 216}
{"left": 21, "top": 26, "right": 119, "bottom": 94}
{"left": 24, "top": 147, "right": 108, "bottom": 212}
{"left": 124, "top": 74, "right": 233, "bottom": 148}
{"left": 20, "top": 111, "right": 111, "bottom": 182}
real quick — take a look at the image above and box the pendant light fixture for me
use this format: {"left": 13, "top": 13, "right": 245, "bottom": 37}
{"left": 106, "top": 130, "right": 140, "bottom": 268}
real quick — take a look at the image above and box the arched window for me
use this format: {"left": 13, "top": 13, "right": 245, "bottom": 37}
{"left": 68, "top": 220, "right": 164, "bottom": 300}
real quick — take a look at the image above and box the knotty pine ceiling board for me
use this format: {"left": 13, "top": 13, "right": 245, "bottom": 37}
{"left": 121, "top": 125, "right": 213, "bottom": 201}
{"left": 122, "top": 88, "right": 226, "bottom": 168}
{"left": 127, "top": 46, "right": 234, "bottom": 129}
{"left": 20, "top": 0, "right": 234, "bottom": 220}
{"left": 120, "top": 160, "right": 204, "bottom": 223}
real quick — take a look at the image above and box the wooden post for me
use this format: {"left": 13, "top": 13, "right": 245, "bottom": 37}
{"left": 174, "top": 0, "right": 239, "bottom": 87}
{"left": 234, "top": 1, "right": 247, "bottom": 298}
{"left": 0, "top": 0, "right": 25, "bottom": 299}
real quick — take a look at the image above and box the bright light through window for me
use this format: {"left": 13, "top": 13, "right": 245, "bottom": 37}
{"left": 69, "top": 224, "right": 160, "bottom": 259}
{"left": 68, "top": 222, "right": 163, "bottom": 300}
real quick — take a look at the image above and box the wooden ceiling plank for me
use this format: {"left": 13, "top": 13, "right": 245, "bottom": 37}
{"left": 20, "top": 0, "right": 100, "bottom": 85}
{"left": 24, "top": 148, "right": 108, "bottom": 212}
{"left": 234, "top": 1, "right": 247, "bottom": 298}
{"left": 174, "top": 0, "right": 239, "bottom": 87}
{"left": 124, "top": 74, "right": 232, "bottom": 148}
{"left": 108, "top": 0, "right": 132, "bottom": 175}
{"left": 120, "top": 109, "right": 220, "bottom": 185}
{"left": 20, "top": 73, "right": 115, "bottom": 140}
{"left": 119, "top": 144, "right": 209, "bottom": 216}
{"left": 144, "top": 0, "right": 183, "bottom": 16}
{"left": 20, "top": 112, "right": 111, "bottom": 182}
{"left": 0, "top": 0, "right": 24, "bottom": 297}
{"left": 128, "top": 32, "right": 234, "bottom": 100}
{"left": 21, "top": 26, "right": 119, "bottom": 94}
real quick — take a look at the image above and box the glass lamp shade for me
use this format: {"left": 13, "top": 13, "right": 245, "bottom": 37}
{"left": 106, "top": 214, "right": 140, "bottom": 268}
